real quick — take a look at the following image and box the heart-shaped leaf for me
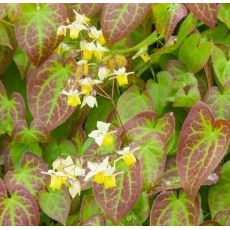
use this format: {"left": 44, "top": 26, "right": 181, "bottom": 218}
{"left": 101, "top": 4, "right": 151, "bottom": 45}
{"left": 117, "top": 86, "right": 153, "bottom": 124}
{"left": 12, "top": 119, "right": 51, "bottom": 143}
{"left": 178, "top": 33, "right": 212, "bottom": 73}
{"left": 135, "top": 133, "right": 166, "bottom": 191}
{"left": 4, "top": 152, "right": 49, "bottom": 197}
{"left": 0, "top": 180, "right": 40, "bottom": 226}
{"left": 38, "top": 187, "right": 71, "bottom": 225}
{"left": 0, "top": 81, "right": 25, "bottom": 135}
{"left": 185, "top": 3, "right": 217, "bottom": 28}
{"left": 211, "top": 45, "right": 230, "bottom": 88}
{"left": 15, "top": 3, "right": 66, "bottom": 65}
{"left": 93, "top": 160, "right": 142, "bottom": 223}
{"left": 204, "top": 82, "right": 230, "bottom": 121}
{"left": 209, "top": 161, "right": 230, "bottom": 225}
{"left": 27, "top": 53, "right": 76, "bottom": 131}
{"left": 151, "top": 3, "right": 187, "bottom": 41}
{"left": 150, "top": 190, "right": 200, "bottom": 226}
{"left": 177, "top": 101, "right": 230, "bottom": 198}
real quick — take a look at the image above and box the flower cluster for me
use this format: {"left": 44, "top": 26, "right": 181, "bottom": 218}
{"left": 43, "top": 121, "right": 139, "bottom": 196}
{"left": 57, "top": 11, "right": 135, "bottom": 109}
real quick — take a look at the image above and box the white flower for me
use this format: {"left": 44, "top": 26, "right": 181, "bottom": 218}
{"left": 116, "top": 146, "right": 139, "bottom": 167}
{"left": 84, "top": 156, "right": 110, "bottom": 181}
{"left": 57, "top": 25, "right": 67, "bottom": 36}
{"left": 67, "top": 22, "right": 88, "bottom": 39}
{"left": 68, "top": 178, "right": 81, "bottom": 198}
{"left": 73, "top": 10, "right": 90, "bottom": 26}
{"left": 88, "top": 26, "right": 106, "bottom": 45}
{"left": 112, "top": 67, "right": 134, "bottom": 86}
{"left": 81, "top": 95, "right": 97, "bottom": 108}
{"left": 98, "top": 66, "right": 110, "bottom": 81}
{"left": 88, "top": 121, "right": 111, "bottom": 146}
{"left": 79, "top": 77, "right": 101, "bottom": 86}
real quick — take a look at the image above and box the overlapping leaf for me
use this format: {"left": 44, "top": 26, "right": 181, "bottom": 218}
{"left": 81, "top": 215, "right": 106, "bottom": 226}
{"left": 117, "top": 86, "right": 153, "bottom": 124}
{"left": 0, "top": 180, "right": 40, "bottom": 225}
{"left": 93, "top": 160, "right": 142, "bottom": 224}
{"left": 185, "top": 3, "right": 217, "bottom": 28}
{"left": 150, "top": 190, "right": 200, "bottom": 226}
{"left": 208, "top": 161, "right": 230, "bottom": 225}
{"left": 177, "top": 101, "right": 230, "bottom": 198}
{"left": 151, "top": 3, "right": 187, "bottom": 41}
{"left": 101, "top": 4, "right": 151, "bottom": 45}
{"left": 27, "top": 53, "right": 76, "bottom": 131}
{"left": 178, "top": 33, "right": 212, "bottom": 73}
{"left": 211, "top": 45, "right": 230, "bottom": 88}
{"left": 0, "top": 81, "right": 25, "bottom": 135}
{"left": 218, "top": 4, "right": 230, "bottom": 29}
{"left": 38, "top": 187, "right": 71, "bottom": 225}
{"left": 15, "top": 3, "right": 66, "bottom": 65}
{"left": 204, "top": 82, "right": 230, "bottom": 121}
{"left": 4, "top": 153, "right": 49, "bottom": 196}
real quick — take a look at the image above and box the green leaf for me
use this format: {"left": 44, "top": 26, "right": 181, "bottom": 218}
{"left": 101, "top": 4, "right": 151, "bottom": 45}
{"left": 146, "top": 71, "right": 173, "bottom": 117}
{"left": 0, "top": 4, "right": 7, "bottom": 19}
{"left": 178, "top": 33, "right": 212, "bottom": 73}
{"left": 150, "top": 190, "right": 200, "bottom": 226}
{"left": 0, "top": 180, "right": 40, "bottom": 225}
{"left": 211, "top": 45, "right": 230, "bottom": 88}
{"left": 177, "top": 101, "right": 230, "bottom": 198}
{"left": 80, "top": 195, "right": 102, "bottom": 223}
{"left": 151, "top": 3, "right": 187, "bottom": 41}
{"left": 218, "top": 4, "right": 230, "bottom": 29}
{"left": 6, "top": 3, "right": 21, "bottom": 22}
{"left": 38, "top": 187, "right": 71, "bottom": 225}
{"left": 0, "top": 21, "right": 13, "bottom": 49}
{"left": 15, "top": 3, "right": 66, "bottom": 65}
{"left": 27, "top": 53, "right": 76, "bottom": 131}
{"left": 204, "top": 82, "right": 230, "bottom": 121}
{"left": 185, "top": 3, "right": 217, "bottom": 28}
{"left": 81, "top": 215, "right": 105, "bottom": 226}
{"left": 0, "top": 81, "right": 25, "bottom": 135}
{"left": 93, "top": 160, "right": 142, "bottom": 224}
{"left": 209, "top": 161, "right": 230, "bottom": 225}
{"left": 4, "top": 153, "right": 49, "bottom": 197}
{"left": 117, "top": 86, "right": 153, "bottom": 124}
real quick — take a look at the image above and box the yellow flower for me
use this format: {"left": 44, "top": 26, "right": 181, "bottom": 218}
{"left": 50, "top": 174, "right": 67, "bottom": 190}
{"left": 80, "top": 40, "right": 96, "bottom": 60}
{"left": 117, "top": 146, "right": 138, "bottom": 167}
{"left": 94, "top": 42, "right": 108, "bottom": 60}
{"left": 79, "top": 77, "right": 101, "bottom": 95}
{"left": 88, "top": 121, "right": 114, "bottom": 147}
{"left": 132, "top": 47, "right": 150, "bottom": 63}
{"left": 67, "top": 22, "right": 88, "bottom": 40}
{"left": 93, "top": 172, "right": 105, "bottom": 184}
{"left": 104, "top": 175, "right": 116, "bottom": 189}
{"left": 57, "top": 25, "right": 67, "bottom": 36}
{"left": 73, "top": 10, "right": 90, "bottom": 26}
{"left": 89, "top": 26, "right": 106, "bottom": 45}
{"left": 113, "top": 67, "right": 134, "bottom": 87}
{"left": 77, "top": 60, "right": 89, "bottom": 75}
{"left": 61, "top": 89, "right": 81, "bottom": 107}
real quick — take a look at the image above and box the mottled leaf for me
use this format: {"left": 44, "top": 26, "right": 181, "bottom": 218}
{"left": 6, "top": 3, "right": 21, "bottom": 22}
{"left": 117, "top": 86, "right": 153, "bottom": 124}
{"left": 0, "top": 4, "right": 6, "bottom": 19}
{"left": 0, "top": 81, "right": 25, "bottom": 135}
{"left": 178, "top": 33, "right": 212, "bottom": 73}
{"left": 79, "top": 3, "right": 104, "bottom": 17}
{"left": 209, "top": 161, "right": 230, "bottom": 225}
{"left": 151, "top": 3, "right": 187, "bottom": 41}
{"left": 177, "top": 101, "right": 230, "bottom": 198}
{"left": 38, "top": 187, "right": 71, "bottom": 225}
{"left": 0, "top": 180, "right": 39, "bottom": 225}
{"left": 204, "top": 82, "right": 230, "bottom": 121}
{"left": 15, "top": 3, "right": 66, "bottom": 65}
{"left": 12, "top": 119, "right": 51, "bottom": 143}
{"left": 211, "top": 45, "right": 230, "bottom": 88}
{"left": 81, "top": 215, "right": 106, "bottom": 226}
{"left": 101, "top": 4, "right": 151, "bottom": 45}
{"left": 185, "top": 3, "right": 217, "bottom": 28}
{"left": 4, "top": 153, "right": 49, "bottom": 197}
{"left": 93, "top": 160, "right": 142, "bottom": 223}
{"left": 27, "top": 53, "right": 76, "bottom": 131}
{"left": 150, "top": 190, "right": 200, "bottom": 226}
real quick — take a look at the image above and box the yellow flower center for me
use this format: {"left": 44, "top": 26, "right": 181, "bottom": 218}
{"left": 80, "top": 83, "right": 93, "bottom": 95}
{"left": 70, "top": 26, "right": 80, "bottom": 40}
{"left": 122, "top": 152, "right": 136, "bottom": 167}
{"left": 83, "top": 49, "right": 93, "bottom": 60}
{"left": 104, "top": 175, "right": 117, "bottom": 189}
{"left": 116, "top": 74, "right": 128, "bottom": 86}
{"left": 50, "top": 175, "right": 67, "bottom": 190}
{"left": 102, "top": 133, "right": 113, "bottom": 147}
{"left": 93, "top": 172, "right": 105, "bottom": 184}
{"left": 67, "top": 94, "right": 81, "bottom": 107}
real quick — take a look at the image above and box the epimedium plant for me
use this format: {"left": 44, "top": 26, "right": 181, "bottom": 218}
{"left": 0, "top": 2, "right": 230, "bottom": 226}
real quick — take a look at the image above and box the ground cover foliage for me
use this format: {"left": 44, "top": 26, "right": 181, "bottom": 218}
{"left": 0, "top": 3, "right": 230, "bottom": 226}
